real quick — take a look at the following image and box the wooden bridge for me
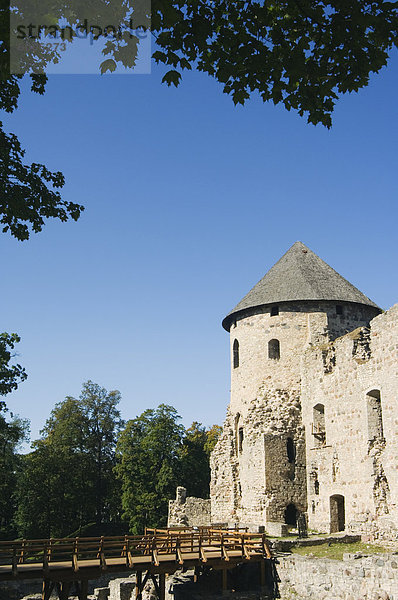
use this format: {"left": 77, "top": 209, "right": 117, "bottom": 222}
{"left": 0, "top": 528, "right": 274, "bottom": 600}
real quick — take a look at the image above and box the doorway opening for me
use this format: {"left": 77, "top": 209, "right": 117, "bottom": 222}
{"left": 330, "top": 494, "right": 345, "bottom": 533}
{"left": 284, "top": 503, "right": 298, "bottom": 526}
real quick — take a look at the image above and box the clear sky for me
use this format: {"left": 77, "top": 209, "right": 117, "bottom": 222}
{"left": 2, "top": 48, "right": 398, "bottom": 448}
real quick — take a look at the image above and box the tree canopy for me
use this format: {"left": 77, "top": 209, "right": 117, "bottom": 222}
{"left": 179, "top": 421, "right": 221, "bottom": 498}
{"left": 0, "top": 410, "right": 29, "bottom": 538}
{"left": 0, "top": 333, "right": 27, "bottom": 407}
{"left": 15, "top": 381, "right": 124, "bottom": 538}
{"left": 6, "top": 1, "right": 398, "bottom": 128}
{"left": 116, "top": 404, "right": 185, "bottom": 533}
{"left": 116, "top": 406, "right": 221, "bottom": 533}
{"left": 6, "top": 390, "right": 219, "bottom": 538}
{"left": 150, "top": 0, "right": 398, "bottom": 127}
{"left": 0, "top": 0, "right": 84, "bottom": 242}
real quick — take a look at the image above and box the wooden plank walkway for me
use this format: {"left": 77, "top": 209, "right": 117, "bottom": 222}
{"left": 0, "top": 528, "right": 273, "bottom": 600}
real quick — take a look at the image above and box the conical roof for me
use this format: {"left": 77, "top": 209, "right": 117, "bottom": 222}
{"left": 222, "top": 241, "right": 380, "bottom": 330}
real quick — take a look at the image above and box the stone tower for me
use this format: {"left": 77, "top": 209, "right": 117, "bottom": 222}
{"left": 210, "top": 241, "right": 380, "bottom": 532}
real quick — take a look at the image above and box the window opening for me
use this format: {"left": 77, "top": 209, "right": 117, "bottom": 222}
{"left": 268, "top": 339, "right": 280, "bottom": 360}
{"left": 312, "top": 403, "right": 326, "bottom": 447}
{"left": 238, "top": 427, "right": 244, "bottom": 453}
{"left": 366, "top": 389, "right": 384, "bottom": 446}
{"left": 286, "top": 437, "right": 295, "bottom": 463}
{"left": 233, "top": 339, "right": 239, "bottom": 368}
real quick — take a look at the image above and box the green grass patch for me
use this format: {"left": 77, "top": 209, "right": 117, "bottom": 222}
{"left": 291, "top": 541, "right": 389, "bottom": 560}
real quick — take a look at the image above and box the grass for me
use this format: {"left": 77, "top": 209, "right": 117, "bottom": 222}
{"left": 290, "top": 541, "right": 390, "bottom": 560}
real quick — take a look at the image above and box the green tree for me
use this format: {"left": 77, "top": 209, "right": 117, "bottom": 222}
{"left": 78, "top": 381, "right": 124, "bottom": 525}
{"left": 179, "top": 422, "right": 222, "bottom": 498}
{"left": 204, "top": 424, "right": 223, "bottom": 457}
{"left": 0, "top": 0, "right": 83, "bottom": 399}
{"left": 15, "top": 382, "right": 123, "bottom": 538}
{"left": 0, "top": 0, "right": 84, "bottom": 241}
{"left": 0, "top": 409, "right": 29, "bottom": 538}
{"left": 16, "top": 397, "right": 92, "bottom": 538}
{"left": 149, "top": 0, "right": 398, "bottom": 127}
{"left": 116, "top": 404, "right": 185, "bottom": 533}
{"left": 179, "top": 422, "right": 211, "bottom": 498}
{"left": 5, "top": 1, "right": 398, "bottom": 127}
{"left": 0, "top": 333, "right": 27, "bottom": 407}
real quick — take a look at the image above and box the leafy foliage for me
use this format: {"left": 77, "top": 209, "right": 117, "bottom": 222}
{"left": 78, "top": 381, "right": 124, "bottom": 525}
{"left": 0, "top": 333, "right": 27, "bottom": 405}
{"left": 0, "top": 410, "right": 29, "bottom": 539}
{"left": 150, "top": 0, "right": 398, "bottom": 127}
{"left": 15, "top": 382, "right": 124, "bottom": 538}
{"left": 4, "top": 1, "right": 398, "bottom": 128}
{"left": 116, "top": 406, "right": 221, "bottom": 534}
{"left": 204, "top": 424, "right": 223, "bottom": 456}
{"left": 0, "top": 1, "right": 84, "bottom": 241}
{"left": 13, "top": 393, "right": 219, "bottom": 537}
{"left": 116, "top": 404, "right": 185, "bottom": 533}
{"left": 179, "top": 421, "right": 220, "bottom": 498}
{"left": 0, "top": 124, "right": 83, "bottom": 240}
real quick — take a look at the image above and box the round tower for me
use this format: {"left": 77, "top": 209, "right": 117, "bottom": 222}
{"left": 211, "top": 241, "right": 380, "bottom": 531}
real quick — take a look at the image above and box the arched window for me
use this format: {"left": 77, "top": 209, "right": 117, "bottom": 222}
{"left": 271, "top": 306, "right": 279, "bottom": 316}
{"left": 233, "top": 339, "right": 239, "bottom": 368}
{"left": 312, "top": 404, "right": 326, "bottom": 447}
{"left": 286, "top": 437, "right": 295, "bottom": 463}
{"left": 268, "top": 339, "right": 280, "bottom": 360}
{"left": 366, "top": 389, "right": 384, "bottom": 443}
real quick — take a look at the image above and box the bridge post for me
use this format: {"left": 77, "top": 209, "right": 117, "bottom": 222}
{"left": 56, "top": 581, "right": 72, "bottom": 600}
{"left": 260, "top": 559, "right": 266, "bottom": 591}
{"left": 193, "top": 566, "right": 199, "bottom": 583}
{"left": 76, "top": 579, "right": 88, "bottom": 600}
{"left": 158, "top": 573, "right": 165, "bottom": 600}
{"left": 222, "top": 568, "right": 228, "bottom": 595}
{"left": 42, "top": 580, "right": 54, "bottom": 600}
{"left": 135, "top": 571, "right": 142, "bottom": 599}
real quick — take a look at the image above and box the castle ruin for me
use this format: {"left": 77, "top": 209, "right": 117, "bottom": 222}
{"left": 209, "top": 241, "right": 398, "bottom": 539}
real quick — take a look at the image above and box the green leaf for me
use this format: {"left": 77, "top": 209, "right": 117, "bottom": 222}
{"left": 161, "top": 70, "right": 182, "bottom": 87}
{"left": 100, "top": 59, "right": 117, "bottom": 74}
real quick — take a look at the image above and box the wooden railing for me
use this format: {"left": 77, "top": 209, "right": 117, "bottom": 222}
{"left": 0, "top": 529, "right": 272, "bottom": 575}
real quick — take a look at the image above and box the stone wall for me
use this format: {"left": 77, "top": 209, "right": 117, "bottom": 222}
{"left": 13, "top": 553, "right": 398, "bottom": 600}
{"left": 301, "top": 304, "right": 398, "bottom": 538}
{"left": 211, "top": 295, "right": 396, "bottom": 537}
{"left": 168, "top": 487, "right": 211, "bottom": 528}
{"left": 212, "top": 300, "right": 374, "bottom": 530}
{"left": 96, "top": 553, "right": 398, "bottom": 600}
{"left": 212, "top": 303, "right": 314, "bottom": 529}
{"left": 277, "top": 553, "right": 398, "bottom": 600}
{"left": 211, "top": 389, "right": 307, "bottom": 527}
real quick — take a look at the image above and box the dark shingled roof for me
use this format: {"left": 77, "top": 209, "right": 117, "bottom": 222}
{"left": 222, "top": 241, "right": 380, "bottom": 330}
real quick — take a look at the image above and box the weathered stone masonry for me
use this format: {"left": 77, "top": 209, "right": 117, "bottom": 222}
{"left": 210, "top": 241, "right": 397, "bottom": 538}
{"left": 278, "top": 552, "right": 398, "bottom": 600}
{"left": 302, "top": 304, "right": 398, "bottom": 539}
{"left": 168, "top": 487, "right": 211, "bottom": 528}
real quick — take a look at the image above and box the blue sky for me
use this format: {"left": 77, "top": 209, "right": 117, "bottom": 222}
{"left": 2, "top": 49, "right": 398, "bottom": 447}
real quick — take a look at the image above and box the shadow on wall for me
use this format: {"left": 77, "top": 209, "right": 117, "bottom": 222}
{"left": 170, "top": 561, "right": 281, "bottom": 599}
